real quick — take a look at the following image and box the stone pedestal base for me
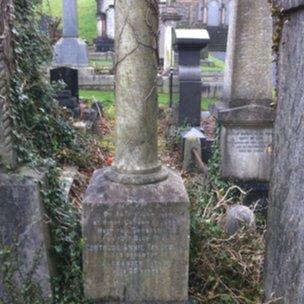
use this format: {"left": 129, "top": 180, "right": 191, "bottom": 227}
{"left": 82, "top": 168, "right": 190, "bottom": 303}
{"left": 211, "top": 103, "right": 274, "bottom": 182}
{"left": 0, "top": 168, "right": 52, "bottom": 300}
{"left": 53, "top": 37, "right": 89, "bottom": 67}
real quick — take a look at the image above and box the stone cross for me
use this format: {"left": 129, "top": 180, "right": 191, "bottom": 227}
{"left": 82, "top": 0, "right": 190, "bottom": 302}
{"left": 213, "top": 0, "right": 274, "bottom": 182}
{"left": 0, "top": 1, "right": 16, "bottom": 169}
{"left": 53, "top": 0, "right": 89, "bottom": 67}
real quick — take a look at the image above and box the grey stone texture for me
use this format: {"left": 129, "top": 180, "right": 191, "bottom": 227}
{"left": 223, "top": 205, "right": 256, "bottom": 236}
{"left": 53, "top": 0, "right": 89, "bottom": 67}
{"left": 111, "top": 0, "right": 166, "bottom": 184}
{"left": 223, "top": 0, "right": 273, "bottom": 106}
{"left": 62, "top": 0, "right": 78, "bottom": 37}
{"left": 219, "top": 105, "right": 274, "bottom": 181}
{"left": 0, "top": 168, "right": 52, "bottom": 301}
{"left": 264, "top": 7, "right": 304, "bottom": 303}
{"left": 212, "top": 0, "right": 274, "bottom": 182}
{"left": 273, "top": 0, "right": 304, "bottom": 10}
{"left": 83, "top": 168, "right": 190, "bottom": 303}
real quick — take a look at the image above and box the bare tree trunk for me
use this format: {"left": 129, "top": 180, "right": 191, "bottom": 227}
{"left": 265, "top": 3, "right": 304, "bottom": 303}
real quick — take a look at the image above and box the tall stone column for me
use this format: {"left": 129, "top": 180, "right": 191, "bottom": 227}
{"left": 264, "top": 2, "right": 304, "bottom": 303}
{"left": 82, "top": 0, "right": 190, "bottom": 302}
{"left": 212, "top": 0, "right": 274, "bottom": 182}
{"left": 53, "top": 0, "right": 89, "bottom": 67}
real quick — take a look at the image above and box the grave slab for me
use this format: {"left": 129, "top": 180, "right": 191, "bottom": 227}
{"left": 0, "top": 168, "right": 53, "bottom": 301}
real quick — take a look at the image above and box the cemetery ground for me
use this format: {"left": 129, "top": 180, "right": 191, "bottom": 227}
{"left": 0, "top": 85, "right": 266, "bottom": 303}
{"left": 78, "top": 91, "right": 265, "bottom": 304}
{"left": 0, "top": 1, "right": 267, "bottom": 303}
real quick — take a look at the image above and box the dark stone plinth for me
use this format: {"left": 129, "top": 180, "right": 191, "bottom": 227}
{"left": 94, "top": 37, "right": 114, "bottom": 52}
{"left": 0, "top": 168, "right": 52, "bottom": 301}
{"left": 56, "top": 90, "right": 78, "bottom": 109}
{"left": 173, "top": 29, "right": 209, "bottom": 126}
{"left": 50, "top": 67, "right": 79, "bottom": 99}
{"left": 82, "top": 168, "right": 190, "bottom": 303}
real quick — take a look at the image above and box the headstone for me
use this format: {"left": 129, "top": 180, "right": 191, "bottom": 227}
{"left": 82, "top": 0, "right": 190, "bottom": 302}
{"left": 53, "top": 0, "right": 89, "bottom": 67}
{"left": 211, "top": 0, "right": 274, "bottom": 182}
{"left": 94, "top": 0, "right": 115, "bottom": 52}
{"left": 173, "top": 29, "right": 210, "bottom": 126}
{"left": 0, "top": 168, "right": 53, "bottom": 301}
{"left": 160, "top": 6, "right": 182, "bottom": 74}
{"left": 181, "top": 128, "right": 205, "bottom": 171}
{"left": 50, "top": 67, "right": 79, "bottom": 99}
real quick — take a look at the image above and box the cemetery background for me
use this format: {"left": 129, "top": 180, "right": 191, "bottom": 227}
{"left": 0, "top": 0, "right": 276, "bottom": 303}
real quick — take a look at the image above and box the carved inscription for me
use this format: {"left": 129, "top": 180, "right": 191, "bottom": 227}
{"left": 227, "top": 128, "right": 272, "bottom": 154}
{"left": 86, "top": 206, "right": 187, "bottom": 277}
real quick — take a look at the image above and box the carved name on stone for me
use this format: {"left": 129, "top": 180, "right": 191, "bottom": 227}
{"left": 221, "top": 126, "right": 273, "bottom": 181}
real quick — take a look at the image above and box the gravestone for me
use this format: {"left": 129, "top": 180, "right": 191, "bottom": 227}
{"left": 82, "top": 0, "right": 190, "bottom": 302}
{"left": 173, "top": 29, "right": 209, "bottom": 126}
{"left": 94, "top": 0, "right": 115, "bottom": 52}
{"left": 212, "top": 0, "right": 274, "bottom": 182}
{"left": 53, "top": 0, "right": 89, "bottom": 67}
{"left": 160, "top": 5, "right": 182, "bottom": 74}
{"left": 0, "top": 169, "right": 53, "bottom": 301}
{"left": 50, "top": 67, "right": 79, "bottom": 99}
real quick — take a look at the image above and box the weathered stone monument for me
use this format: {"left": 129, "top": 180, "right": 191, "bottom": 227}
{"left": 265, "top": 2, "right": 304, "bottom": 303}
{"left": 159, "top": 4, "right": 182, "bottom": 74}
{"left": 53, "top": 0, "right": 89, "bottom": 67}
{"left": 212, "top": 0, "right": 274, "bottom": 182}
{"left": 94, "top": 0, "right": 115, "bottom": 52}
{"left": 173, "top": 29, "right": 210, "bottom": 126}
{"left": 0, "top": 1, "right": 52, "bottom": 300}
{"left": 82, "top": 0, "right": 190, "bottom": 302}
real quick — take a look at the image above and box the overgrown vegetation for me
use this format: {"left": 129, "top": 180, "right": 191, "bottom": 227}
{"left": 188, "top": 128, "right": 265, "bottom": 303}
{"left": 0, "top": 0, "right": 96, "bottom": 303}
